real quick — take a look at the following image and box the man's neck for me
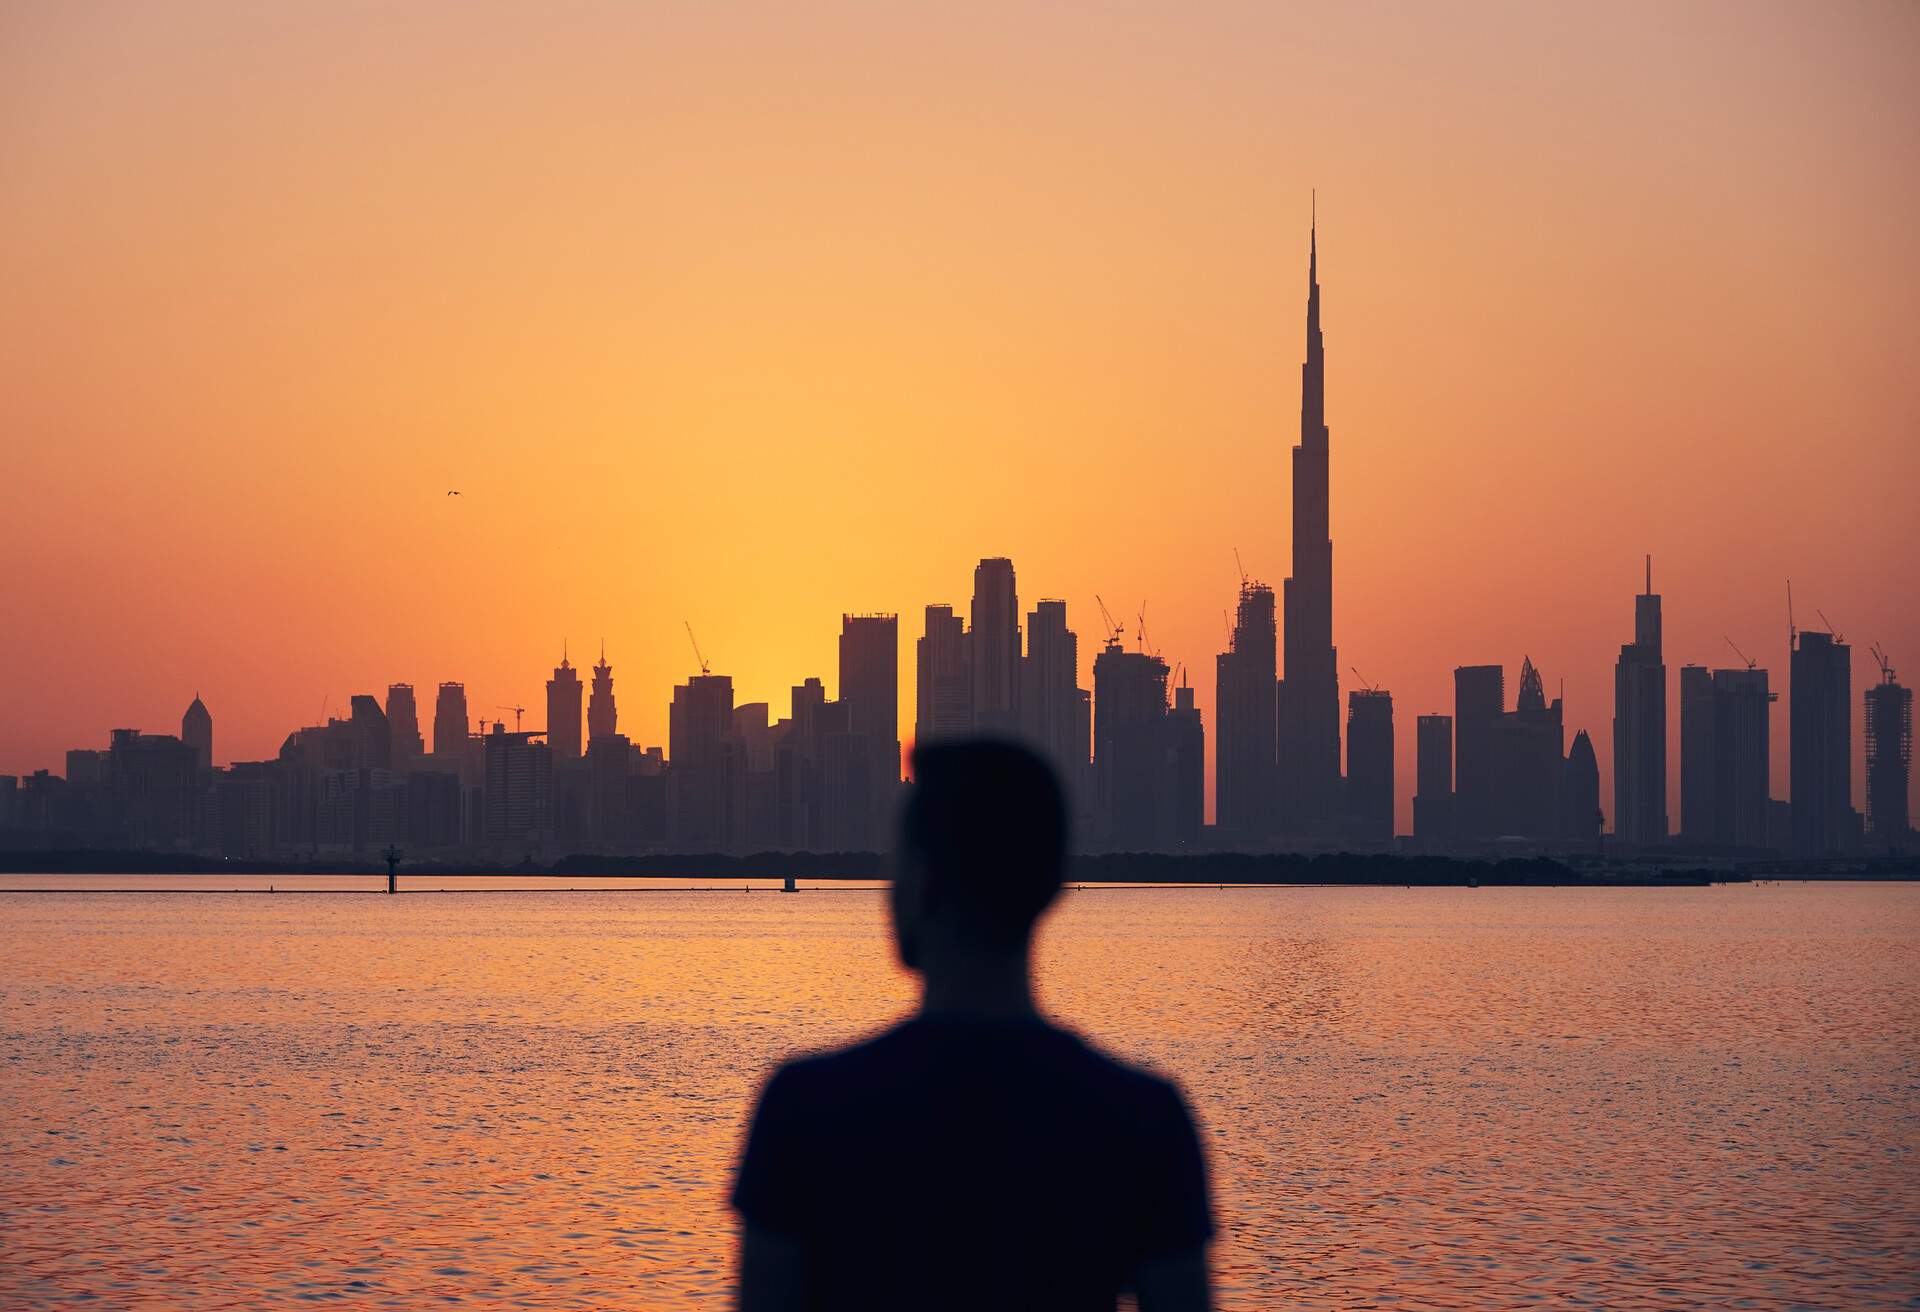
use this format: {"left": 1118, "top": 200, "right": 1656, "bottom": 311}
{"left": 917, "top": 948, "right": 1038, "bottom": 1021}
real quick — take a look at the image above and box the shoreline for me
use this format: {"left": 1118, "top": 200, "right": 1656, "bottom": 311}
{"left": 3, "top": 848, "right": 1915, "bottom": 886}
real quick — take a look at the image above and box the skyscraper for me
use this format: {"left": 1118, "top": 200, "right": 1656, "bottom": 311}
{"left": 1215, "top": 582, "right": 1278, "bottom": 842}
{"left": 1414, "top": 713, "right": 1453, "bottom": 842}
{"left": 385, "top": 683, "right": 423, "bottom": 766}
{"left": 349, "top": 694, "right": 391, "bottom": 771}
{"left": 1453, "top": 665, "right": 1505, "bottom": 840}
{"left": 1093, "top": 641, "right": 1170, "bottom": 850}
{"left": 181, "top": 695, "right": 212, "bottom": 774}
{"left": 1679, "top": 665, "right": 1717, "bottom": 843}
{"left": 433, "top": 682, "right": 468, "bottom": 758}
{"left": 915, "top": 605, "right": 971, "bottom": 747}
{"left": 1021, "top": 599, "right": 1089, "bottom": 803}
{"left": 1491, "top": 657, "right": 1563, "bottom": 839}
{"left": 839, "top": 615, "right": 899, "bottom": 750}
{"left": 1713, "top": 667, "right": 1775, "bottom": 849}
{"left": 969, "top": 557, "right": 1021, "bottom": 734}
{"left": 1345, "top": 688, "right": 1394, "bottom": 843}
{"left": 1864, "top": 654, "right": 1911, "bottom": 846}
{"left": 588, "top": 645, "right": 617, "bottom": 745}
{"left": 1790, "top": 629, "right": 1851, "bottom": 856}
{"left": 547, "top": 646, "right": 583, "bottom": 764}
{"left": 1562, "top": 730, "right": 1602, "bottom": 845}
{"left": 482, "top": 723, "right": 552, "bottom": 844}
{"left": 1168, "top": 677, "right": 1204, "bottom": 846}
{"left": 1278, "top": 208, "right": 1342, "bottom": 833}
{"left": 1680, "top": 664, "right": 1775, "bottom": 848}
{"left": 1613, "top": 559, "right": 1667, "bottom": 846}
{"left": 838, "top": 613, "right": 902, "bottom": 846}
{"left": 669, "top": 673, "right": 736, "bottom": 850}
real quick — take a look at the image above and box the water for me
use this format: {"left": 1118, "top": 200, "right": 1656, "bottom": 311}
{"left": 3, "top": 881, "right": 1916, "bottom": 1308}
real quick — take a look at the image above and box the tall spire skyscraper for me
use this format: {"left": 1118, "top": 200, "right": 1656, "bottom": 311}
{"left": 1279, "top": 199, "right": 1342, "bottom": 830}
{"left": 588, "top": 643, "right": 617, "bottom": 745}
{"left": 547, "top": 644, "right": 583, "bottom": 763}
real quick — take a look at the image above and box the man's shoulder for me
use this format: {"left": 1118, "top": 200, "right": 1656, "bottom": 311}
{"left": 767, "top": 1017, "right": 1187, "bottom": 1115}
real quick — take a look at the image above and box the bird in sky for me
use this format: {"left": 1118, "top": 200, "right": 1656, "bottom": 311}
{"left": 447, "top": 490, "right": 460, "bottom": 496}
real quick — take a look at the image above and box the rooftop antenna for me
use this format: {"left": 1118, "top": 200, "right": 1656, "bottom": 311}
{"left": 684, "top": 621, "right": 711, "bottom": 676}
{"left": 1725, "top": 636, "right": 1758, "bottom": 671}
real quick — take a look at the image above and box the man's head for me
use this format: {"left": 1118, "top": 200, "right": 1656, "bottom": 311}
{"left": 892, "top": 738, "right": 1067, "bottom": 972}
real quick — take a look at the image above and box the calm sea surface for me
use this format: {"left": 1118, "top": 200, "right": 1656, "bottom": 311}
{"left": 2, "top": 880, "right": 1916, "bottom": 1309}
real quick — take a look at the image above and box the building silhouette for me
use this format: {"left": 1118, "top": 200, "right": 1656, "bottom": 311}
{"left": 1215, "top": 582, "right": 1278, "bottom": 843}
{"left": 836, "top": 614, "right": 902, "bottom": 849}
{"left": 547, "top": 647, "right": 583, "bottom": 764}
{"left": 1278, "top": 212, "right": 1342, "bottom": 834}
{"left": 1863, "top": 653, "right": 1911, "bottom": 846}
{"left": 109, "top": 728, "right": 197, "bottom": 849}
{"left": 433, "top": 682, "right": 468, "bottom": 758}
{"left": 482, "top": 723, "right": 552, "bottom": 844}
{"left": 1562, "top": 730, "right": 1602, "bottom": 845}
{"left": 1093, "top": 641, "right": 1170, "bottom": 850}
{"left": 385, "top": 684, "right": 423, "bottom": 767}
{"left": 970, "top": 557, "right": 1021, "bottom": 734}
{"left": 915, "top": 604, "right": 972, "bottom": 747}
{"left": 670, "top": 673, "right": 737, "bottom": 850}
{"left": 1612, "top": 560, "right": 1667, "bottom": 846}
{"left": 1168, "top": 677, "right": 1204, "bottom": 846}
{"left": 1344, "top": 688, "right": 1394, "bottom": 842}
{"left": 349, "top": 695, "right": 391, "bottom": 771}
{"left": 1021, "top": 599, "right": 1091, "bottom": 813}
{"left": 1680, "top": 665, "right": 1774, "bottom": 848}
{"left": 1414, "top": 713, "right": 1453, "bottom": 842}
{"left": 588, "top": 645, "right": 617, "bottom": 745}
{"left": 1453, "top": 665, "right": 1504, "bottom": 841}
{"left": 181, "top": 695, "right": 212, "bottom": 775}
{"left": 1492, "top": 657, "right": 1563, "bottom": 839}
{"left": 1790, "top": 628, "right": 1851, "bottom": 856}
{"left": 839, "top": 615, "right": 899, "bottom": 759}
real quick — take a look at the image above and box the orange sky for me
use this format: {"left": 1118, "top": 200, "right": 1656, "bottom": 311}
{"left": 3, "top": 1, "right": 1916, "bottom": 832}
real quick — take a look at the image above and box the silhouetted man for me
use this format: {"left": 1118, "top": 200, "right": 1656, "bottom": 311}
{"left": 732, "top": 739, "right": 1214, "bottom": 1311}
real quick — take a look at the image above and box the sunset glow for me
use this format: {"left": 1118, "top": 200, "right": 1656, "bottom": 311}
{"left": 3, "top": 1, "right": 1915, "bottom": 828}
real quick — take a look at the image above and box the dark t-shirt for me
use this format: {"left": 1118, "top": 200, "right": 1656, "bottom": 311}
{"left": 731, "top": 1015, "right": 1213, "bottom": 1311}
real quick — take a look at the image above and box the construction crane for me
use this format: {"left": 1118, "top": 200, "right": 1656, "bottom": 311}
{"left": 497, "top": 704, "right": 526, "bottom": 732}
{"left": 1724, "top": 636, "right": 1757, "bottom": 671}
{"left": 1136, "top": 601, "right": 1157, "bottom": 658}
{"left": 1094, "top": 595, "right": 1126, "bottom": 650}
{"left": 684, "top": 621, "right": 711, "bottom": 676}
{"left": 1350, "top": 665, "right": 1378, "bottom": 692}
{"left": 1787, "top": 579, "right": 1797, "bottom": 651}
{"left": 1871, "top": 642, "right": 1895, "bottom": 684}
{"left": 1817, "top": 609, "right": 1843, "bottom": 643}
{"left": 1234, "top": 547, "right": 1249, "bottom": 591}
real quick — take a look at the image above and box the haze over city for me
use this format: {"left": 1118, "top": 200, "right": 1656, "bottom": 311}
{"left": 3, "top": 1, "right": 1915, "bottom": 833}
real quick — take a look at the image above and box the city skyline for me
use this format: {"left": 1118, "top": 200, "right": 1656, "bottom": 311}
{"left": 3, "top": 4, "right": 1916, "bottom": 833}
